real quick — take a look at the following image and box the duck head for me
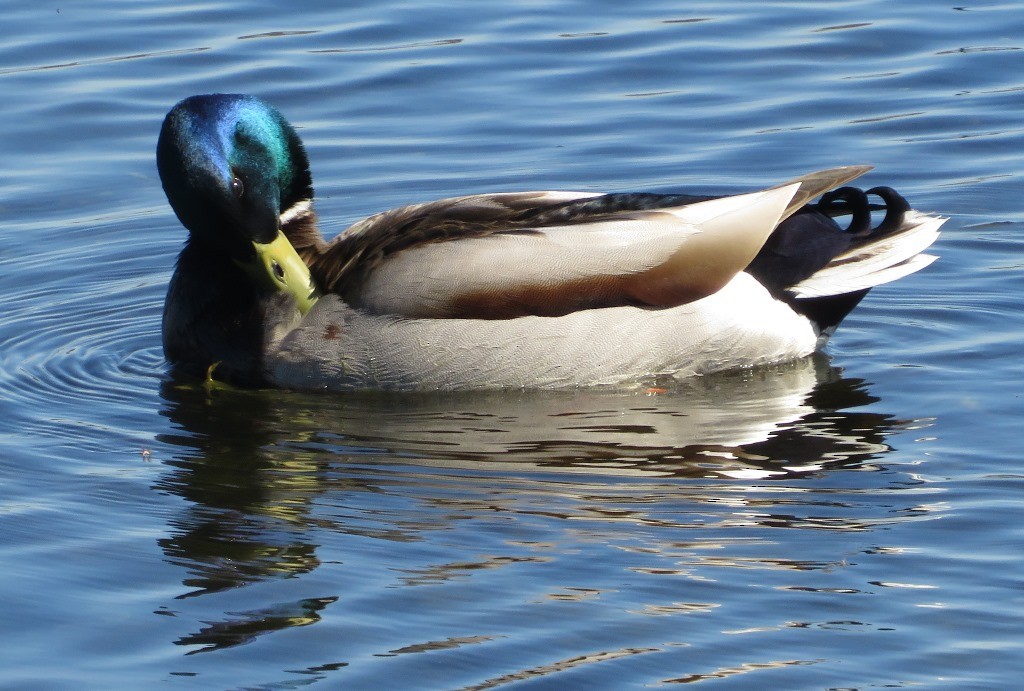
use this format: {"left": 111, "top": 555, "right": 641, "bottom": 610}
{"left": 157, "top": 93, "right": 318, "bottom": 313}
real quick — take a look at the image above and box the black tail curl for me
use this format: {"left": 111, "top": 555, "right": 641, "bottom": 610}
{"left": 813, "top": 185, "right": 910, "bottom": 237}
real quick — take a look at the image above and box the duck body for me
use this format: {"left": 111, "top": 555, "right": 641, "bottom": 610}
{"left": 265, "top": 275, "right": 818, "bottom": 390}
{"left": 158, "top": 94, "right": 943, "bottom": 391}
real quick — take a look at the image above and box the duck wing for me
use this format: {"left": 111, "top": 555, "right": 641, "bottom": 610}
{"left": 769, "top": 165, "right": 872, "bottom": 222}
{"left": 310, "top": 167, "right": 869, "bottom": 319}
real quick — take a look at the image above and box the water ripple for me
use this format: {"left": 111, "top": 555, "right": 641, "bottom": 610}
{"left": 0, "top": 47, "right": 212, "bottom": 76}
{"left": 310, "top": 38, "right": 464, "bottom": 54}
{"left": 0, "top": 218, "right": 167, "bottom": 453}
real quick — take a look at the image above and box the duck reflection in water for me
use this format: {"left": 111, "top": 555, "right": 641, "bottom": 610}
{"left": 153, "top": 356, "right": 920, "bottom": 654}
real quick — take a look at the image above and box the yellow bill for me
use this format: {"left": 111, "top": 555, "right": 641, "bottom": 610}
{"left": 237, "top": 232, "right": 320, "bottom": 315}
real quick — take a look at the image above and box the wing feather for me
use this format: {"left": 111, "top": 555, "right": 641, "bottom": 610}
{"left": 771, "top": 165, "right": 873, "bottom": 222}
{"left": 339, "top": 185, "right": 799, "bottom": 318}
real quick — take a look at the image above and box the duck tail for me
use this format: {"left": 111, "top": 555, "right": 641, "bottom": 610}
{"left": 782, "top": 194, "right": 944, "bottom": 336}
{"left": 788, "top": 208, "right": 944, "bottom": 300}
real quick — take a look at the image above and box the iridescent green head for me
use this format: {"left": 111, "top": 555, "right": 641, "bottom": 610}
{"left": 157, "top": 94, "right": 318, "bottom": 313}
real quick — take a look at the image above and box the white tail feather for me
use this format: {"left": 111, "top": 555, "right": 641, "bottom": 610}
{"left": 790, "top": 211, "right": 944, "bottom": 298}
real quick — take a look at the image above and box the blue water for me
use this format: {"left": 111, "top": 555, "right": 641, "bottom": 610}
{"left": 2, "top": 1, "right": 1023, "bottom": 688}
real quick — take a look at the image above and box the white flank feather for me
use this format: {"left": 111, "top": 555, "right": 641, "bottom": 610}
{"left": 266, "top": 273, "right": 820, "bottom": 391}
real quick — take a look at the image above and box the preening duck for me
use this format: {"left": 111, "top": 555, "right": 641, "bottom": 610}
{"left": 157, "top": 93, "right": 943, "bottom": 391}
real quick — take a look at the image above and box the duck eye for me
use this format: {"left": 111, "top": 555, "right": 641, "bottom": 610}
{"left": 231, "top": 176, "right": 244, "bottom": 198}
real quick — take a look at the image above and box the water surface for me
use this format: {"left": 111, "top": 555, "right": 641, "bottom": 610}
{"left": 2, "top": 1, "right": 1023, "bottom": 688}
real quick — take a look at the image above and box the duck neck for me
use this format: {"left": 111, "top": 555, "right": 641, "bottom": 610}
{"left": 162, "top": 238, "right": 270, "bottom": 385}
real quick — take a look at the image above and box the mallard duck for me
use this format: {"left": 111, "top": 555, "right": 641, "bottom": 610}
{"left": 157, "top": 94, "right": 943, "bottom": 391}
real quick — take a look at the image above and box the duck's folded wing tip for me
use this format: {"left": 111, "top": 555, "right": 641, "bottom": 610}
{"left": 774, "top": 166, "right": 874, "bottom": 220}
{"left": 622, "top": 183, "right": 797, "bottom": 306}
